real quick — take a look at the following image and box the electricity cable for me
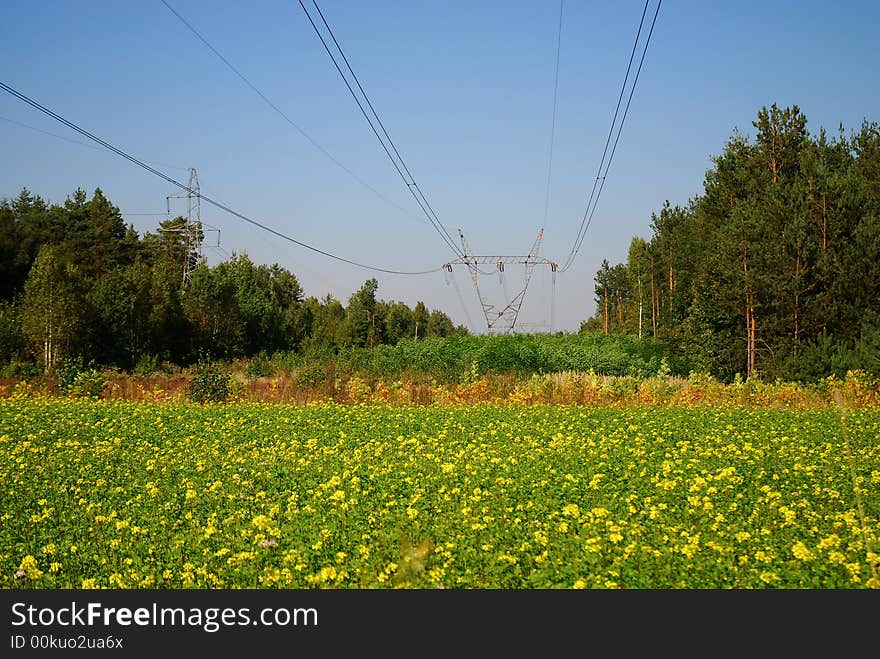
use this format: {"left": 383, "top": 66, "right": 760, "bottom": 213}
{"left": 562, "top": 0, "right": 662, "bottom": 272}
{"left": 158, "top": 0, "right": 423, "bottom": 225}
{"left": 308, "top": 0, "right": 460, "bottom": 253}
{"left": 542, "top": 0, "right": 565, "bottom": 231}
{"left": 560, "top": 0, "right": 661, "bottom": 272}
{"left": 0, "top": 80, "right": 442, "bottom": 276}
{"left": 1, "top": 114, "right": 188, "bottom": 171}
{"left": 299, "top": 0, "right": 464, "bottom": 260}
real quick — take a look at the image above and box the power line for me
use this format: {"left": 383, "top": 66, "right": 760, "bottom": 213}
{"left": 298, "top": 0, "right": 464, "bottom": 260}
{"left": 445, "top": 266, "right": 475, "bottom": 332}
{"left": 0, "top": 80, "right": 442, "bottom": 276}
{"left": 308, "top": 1, "right": 460, "bottom": 254}
{"left": 560, "top": 0, "right": 650, "bottom": 271}
{"left": 210, "top": 244, "right": 232, "bottom": 260}
{"left": 158, "top": 0, "right": 423, "bottom": 225}
{"left": 0, "top": 114, "right": 188, "bottom": 171}
{"left": 1, "top": 114, "right": 102, "bottom": 150}
{"left": 561, "top": 0, "right": 660, "bottom": 271}
{"left": 560, "top": 0, "right": 661, "bottom": 272}
{"left": 542, "top": 0, "right": 565, "bottom": 231}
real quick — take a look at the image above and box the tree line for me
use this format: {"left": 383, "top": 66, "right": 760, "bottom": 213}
{"left": 582, "top": 104, "right": 880, "bottom": 381}
{"left": 0, "top": 187, "right": 464, "bottom": 373}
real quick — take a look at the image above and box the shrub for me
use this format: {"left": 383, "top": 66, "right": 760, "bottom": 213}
{"left": 133, "top": 354, "right": 160, "bottom": 376}
{"left": 245, "top": 356, "right": 273, "bottom": 379}
{"left": 269, "top": 351, "right": 301, "bottom": 373}
{"left": 53, "top": 356, "right": 104, "bottom": 398}
{"left": 55, "top": 356, "right": 86, "bottom": 391}
{"left": 187, "top": 360, "right": 231, "bottom": 403}
{"left": 69, "top": 369, "right": 105, "bottom": 399}
{"left": 295, "top": 362, "right": 328, "bottom": 390}
{"left": 0, "top": 360, "right": 40, "bottom": 379}
{"left": 345, "top": 375, "right": 372, "bottom": 403}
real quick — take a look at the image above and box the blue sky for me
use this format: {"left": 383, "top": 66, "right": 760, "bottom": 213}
{"left": 2, "top": 1, "right": 878, "bottom": 332}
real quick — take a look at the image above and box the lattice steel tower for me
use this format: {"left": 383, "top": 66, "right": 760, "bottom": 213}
{"left": 444, "top": 228, "right": 557, "bottom": 334}
{"left": 162, "top": 167, "right": 219, "bottom": 287}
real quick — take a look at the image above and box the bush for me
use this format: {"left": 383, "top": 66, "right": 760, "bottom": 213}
{"left": 55, "top": 356, "right": 90, "bottom": 391}
{"left": 133, "top": 354, "right": 160, "bottom": 376}
{"left": 269, "top": 351, "right": 301, "bottom": 373}
{"left": 69, "top": 369, "right": 105, "bottom": 399}
{"left": 187, "top": 360, "right": 231, "bottom": 403}
{"left": 294, "top": 362, "right": 328, "bottom": 390}
{"left": 0, "top": 360, "right": 40, "bottom": 379}
{"left": 245, "top": 356, "right": 273, "bottom": 379}
{"left": 54, "top": 356, "right": 104, "bottom": 398}
{"left": 345, "top": 375, "right": 372, "bottom": 402}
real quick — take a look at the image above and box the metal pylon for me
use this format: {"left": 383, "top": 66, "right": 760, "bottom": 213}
{"left": 444, "top": 228, "right": 557, "bottom": 334}
{"left": 162, "top": 167, "right": 219, "bottom": 287}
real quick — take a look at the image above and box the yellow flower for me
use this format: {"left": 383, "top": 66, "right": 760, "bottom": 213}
{"left": 755, "top": 550, "right": 773, "bottom": 564}
{"left": 817, "top": 535, "right": 841, "bottom": 551}
{"left": 845, "top": 563, "right": 862, "bottom": 581}
{"left": 759, "top": 571, "right": 778, "bottom": 584}
{"left": 251, "top": 514, "right": 272, "bottom": 531}
{"left": 17, "top": 555, "right": 43, "bottom": 580}
{"left": 791, "top": 541, "right": 813, "bottom": 561}
{"left": 572, "top": 579, "right": 587, "bottom": 589}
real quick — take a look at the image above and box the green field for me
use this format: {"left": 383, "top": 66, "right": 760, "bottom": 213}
{"left": 2, "top": 397, "right": 878, "bottom": 588}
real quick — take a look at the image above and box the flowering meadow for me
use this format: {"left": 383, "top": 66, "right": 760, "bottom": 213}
{"left": 1, "top": 396, "right": 878, "bottom": 589}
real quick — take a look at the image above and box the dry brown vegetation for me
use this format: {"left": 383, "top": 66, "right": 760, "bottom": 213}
{"left": 2, "top": 368, "right": 878, "bottom": 410}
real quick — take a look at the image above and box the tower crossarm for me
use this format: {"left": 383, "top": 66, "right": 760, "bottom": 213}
{"left": 443, "top": 256, "right": 558, "bottom": 268}
{"left": 449, "top": 228, "right": 557, "bottom": 334}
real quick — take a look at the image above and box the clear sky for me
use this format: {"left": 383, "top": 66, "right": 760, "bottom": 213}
{"left": 2, "top": 1, "right": 878, "bottom": 333}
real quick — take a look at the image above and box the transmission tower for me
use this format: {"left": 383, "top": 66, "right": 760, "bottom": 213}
{"left": 161, "top": 167, "right": 220, "bottom": 287}
{"left": 444, "top": 228, "right": 557, "bottom": 334}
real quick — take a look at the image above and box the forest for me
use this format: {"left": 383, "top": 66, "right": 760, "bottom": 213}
{"left": 0, "top": 187, "right": 463, "bottom": 376}
{"left": 1, "top": 104, "right": 879, "bottom": 384}
{"left": 583, "top": 104, "right": 880, "bottom": 381}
